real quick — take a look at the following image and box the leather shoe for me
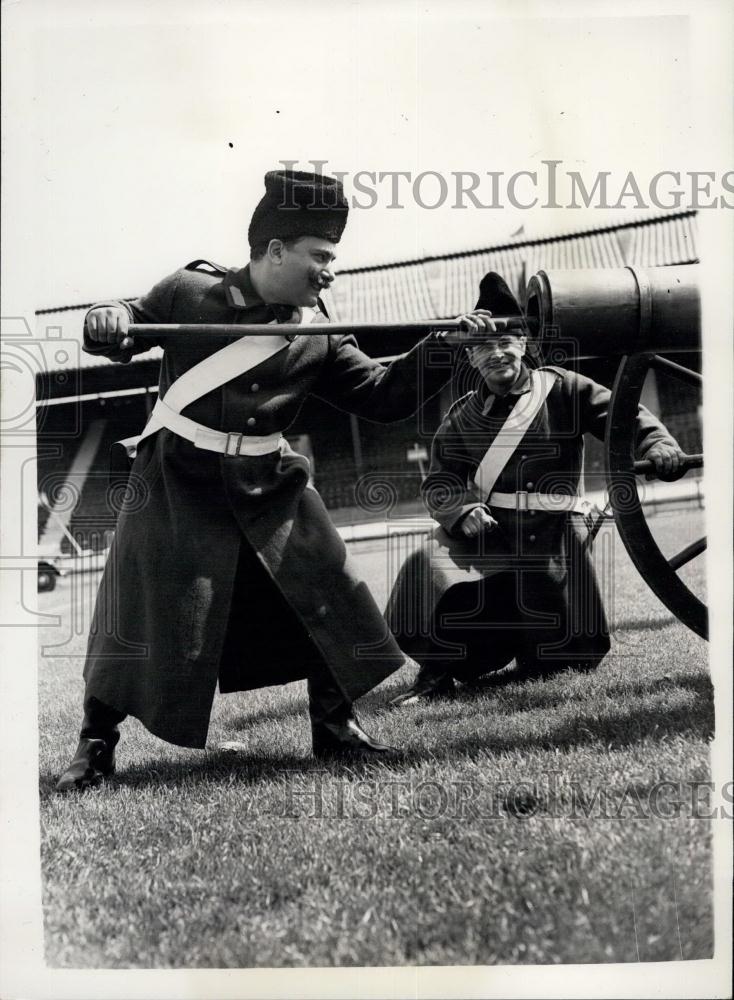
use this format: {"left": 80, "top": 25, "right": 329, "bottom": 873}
{"left": 312, "top": 716, "right": 397, "bottom": 759}
{"left": 389, "top": 668, "right": 456, "bottom": 707}
{"left": 55, "top": 737, "right": 117, "bottom": 792}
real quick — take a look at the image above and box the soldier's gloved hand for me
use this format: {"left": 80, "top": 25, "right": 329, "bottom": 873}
{"left": 645, "top": 441, "right": 686, "bottom": 481}
{"left": 444, "top": 309, "right": 506, "bottom": 345}
{"left": 85, "top": 306, "right": 131, "bottom": 345}
{"left": 460, "top": 505, "right": 499, "bottom": 537}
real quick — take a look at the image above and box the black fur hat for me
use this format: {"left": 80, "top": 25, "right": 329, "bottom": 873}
{"left": 471, "top": 270, "right": 538, "bottom": 366}
{"left": 475, "top": 271, "right": 524, "bottom": 319}
{"left": 248, "top": 170, "right": 349, "bottom": 248}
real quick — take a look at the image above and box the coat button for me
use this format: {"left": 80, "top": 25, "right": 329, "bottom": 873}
{"left": 529, "top": 510, "right": 536, "bottom": 516}
{"left": 316, "top": 605, "right": 328, "bottom": 618}
{"left": 529, "top": 534, "right": 536, "bottom": 542}
{"left": 526, "top": 481, "right": 534, "bottom": 489}
{"left": 250, "top": 383, "right": 259, "bottom": 392}
{"left": 246, "top": 416, "right": 256, "bottom": 427}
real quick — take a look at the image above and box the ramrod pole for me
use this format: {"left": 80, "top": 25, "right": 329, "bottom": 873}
{"left": 123, "top": 317, "right": 528, "bottom": 341}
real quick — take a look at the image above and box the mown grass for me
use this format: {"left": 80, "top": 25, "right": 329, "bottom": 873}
{"left": 38, "top": 508, "right": 714, "bottom": 967}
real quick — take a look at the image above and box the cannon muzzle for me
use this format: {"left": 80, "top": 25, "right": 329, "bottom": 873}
{"left": 525, "top": 264, "right": 700, "bottom": 358}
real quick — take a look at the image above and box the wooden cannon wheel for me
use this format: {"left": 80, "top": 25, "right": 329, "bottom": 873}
{"left": 604, "top": 350, "right": 707, "bottom": 640}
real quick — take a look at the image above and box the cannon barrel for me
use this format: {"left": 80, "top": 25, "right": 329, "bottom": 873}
{"left": 524, "top": 264, "right": 700, "bottom": 357}
{"left": 122, "top": 265, "right": 700, "bottom": 360}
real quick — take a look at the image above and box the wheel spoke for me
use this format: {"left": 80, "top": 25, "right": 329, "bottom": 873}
{"left": 649, "top": 353, "right": 702, "bottom": 386}
{"left": 605, "top": 351, "right": 708, "bottom": 640}
{"left": 668, "top": 537, "right": 707, "bottom": 571}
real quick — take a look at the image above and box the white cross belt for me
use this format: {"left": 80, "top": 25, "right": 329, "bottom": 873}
{"left": 151, "top": 398, "right": 284, "bottom": 457}
{"left": 489, "top": 491, "right": 594, "bottom": 514}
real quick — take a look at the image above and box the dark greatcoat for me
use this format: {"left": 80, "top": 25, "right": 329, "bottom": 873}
{"left": 82, "top": 262, "right": 457, "bottom": 747}
{"left": 385, "top": 363, "right": 676, "bottom": 678}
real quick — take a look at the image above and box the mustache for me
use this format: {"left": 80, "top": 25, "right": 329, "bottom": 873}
{"left": 311, "top": 273, "right": 332, "bottom": 289}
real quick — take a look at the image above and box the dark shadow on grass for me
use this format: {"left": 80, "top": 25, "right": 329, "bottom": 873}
{"left": 224, "top": 701, "right": 306, "bottom": 728}
{"left": 361, "top": 668, "right": 714, "bottom": 716}
{"left": 398, "top": 694, "right": 715, "bottom": 763}
{"left": 449, "top": 671, "right": 713, "bottom": 716}
{"left": 225, "top": 678, "right": 408, "bottom": 730}
{"left": 38, "top": 747, "right": 402, "bottom": 799}
{"left": 38, "top": 669, "right": 714, "bottom": 797}
{"left": 609, "top": 616, "right": 679, "bottom": 632}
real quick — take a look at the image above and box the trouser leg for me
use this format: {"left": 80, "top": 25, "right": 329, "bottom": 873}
{"left": 390, "top": 578, "right": 518, "bottom": 705}
{"left": 306, "top": 663, "right": 353, "bottom": 726}
{"left": 80, "top": 695, "right": 126, "bottom": 744}
{"left": 307, "top": 663, "right": 396, "bottom": 757}
{"left": 513, "top": 574, "right": 610, "bottom": 679}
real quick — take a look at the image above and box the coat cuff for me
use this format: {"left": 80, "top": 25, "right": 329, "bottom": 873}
{"left": 435, "top": 502, "right": 490, "bottom": 535}
{"left": 635, "top": 429, "right": 679, "bottom": 458}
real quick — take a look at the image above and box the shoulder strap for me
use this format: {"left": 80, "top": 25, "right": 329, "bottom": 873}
{"left": 134, "top": 306, "right": 321, "bottom": 449}
{"left": 185, "top": 259, "right": 228, "bottom": 274}
{"left": 161, "top": 334, "right": 288, "bottom": 414}
{"left": 473, "top": 369, "right": 557, "bottom": 499}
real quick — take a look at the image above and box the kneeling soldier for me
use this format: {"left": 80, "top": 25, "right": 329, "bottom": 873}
{"left": 387, "top": 272, "right": 685, "bottom": 705}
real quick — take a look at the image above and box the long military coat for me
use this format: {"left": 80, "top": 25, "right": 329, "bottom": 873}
{"left": 385, "top": 363, "right": 676, "bottom": 677}
{"left": 82, "top": 262, "right": 456, "bottom": 747}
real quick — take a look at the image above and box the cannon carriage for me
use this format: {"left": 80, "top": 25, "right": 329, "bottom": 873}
{"left": 524, "top": 264, "right": 705, "bottom": 640}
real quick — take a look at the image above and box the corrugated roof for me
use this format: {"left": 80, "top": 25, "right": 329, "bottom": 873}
{"left": 624, "top": 212, "right": 697, "bottom": 266}
{"left": 524, "top": 230, "right": 627, "bottom": 274}
{"left": 329, "top": 260, "right": 435, "bottom": 323}
{"left": 36, "top": 209, "right": 698, "bottom": 373}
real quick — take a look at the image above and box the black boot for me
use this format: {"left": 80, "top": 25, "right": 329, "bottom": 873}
{"left": 389, "top": 664, "right": 456, "bottom": 707}
{"left": 308, "top": 670, "right": 397, "bottom": 759}
{"left": 55, "top": 697, "right": 125, "bottom": 792}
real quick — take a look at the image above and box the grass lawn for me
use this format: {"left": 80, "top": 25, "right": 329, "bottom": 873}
{"left": 38, "top": 507, "right": 714, "bottom": 968}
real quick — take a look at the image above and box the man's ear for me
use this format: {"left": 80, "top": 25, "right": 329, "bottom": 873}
{"left": 465, "top": 347, "right": 478, "bottom": 368}
{"left": 518, "top": 334, "right": 527, "bottom": 355}
{"left": 267, "top": 238, "right": 285, "bottom": 265}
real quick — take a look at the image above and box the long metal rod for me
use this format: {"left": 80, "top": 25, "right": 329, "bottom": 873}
{"left": 649, "top": 353, "right": 703, "bottom": 385}
{"left": 633, "top": 454, "right": 703, "bottom": 476}
{"left": 126, "top": 318, "right": 527, "bottom": 338}
{"left": 668, "top": 537, "right": 707, "bottom": 571}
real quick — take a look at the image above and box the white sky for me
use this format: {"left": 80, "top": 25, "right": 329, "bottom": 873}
{"left": 24, "top": 1, "right": 709, "bottom": 308}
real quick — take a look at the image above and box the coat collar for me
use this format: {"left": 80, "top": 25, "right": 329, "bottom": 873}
{"left": 223, "top": 265, "right": 262, "bottom": 309}
{"left": 223, "top": 264, "right": 329, "bottom": 319}
{"left": 478, "top": 363, "right": 533, "bottom": 415}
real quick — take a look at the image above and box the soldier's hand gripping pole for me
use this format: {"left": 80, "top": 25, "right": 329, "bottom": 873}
{"left": 586, "top": 451, "right": 703, "bottom": 549}
{"left": 633, "top": 454, "right": 702, "bottom": 478}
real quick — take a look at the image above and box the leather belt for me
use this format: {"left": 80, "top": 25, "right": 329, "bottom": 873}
{"left": 151, "top": 398, "right": 284, "bottom": 457}
{"left": 489, "top": 490, "right": 594, "bottom": 514}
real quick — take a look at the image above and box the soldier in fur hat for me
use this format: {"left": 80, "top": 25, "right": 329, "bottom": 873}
{"left": 56, "top": 170, "right": 498, "bottom": 791}
{"left": 386, "top": 272, "right": 685, "bottom": 705}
